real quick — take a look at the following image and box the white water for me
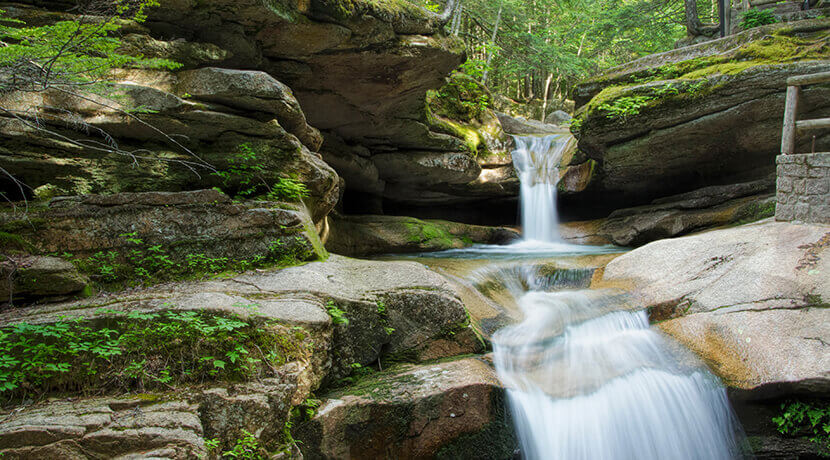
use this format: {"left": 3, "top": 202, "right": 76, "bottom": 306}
{"left": 489, "top": 135, "right": 745, "bottom": 459}
{"left": 511, "top": 134, "right": 574, "bottom": 243}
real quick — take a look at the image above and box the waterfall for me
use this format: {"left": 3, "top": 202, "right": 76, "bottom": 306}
{"left": 492, "top": 275, "right": 746, "bottom": 460}
{"left": 512, "top": 134, "right": 574, "bottom": 243}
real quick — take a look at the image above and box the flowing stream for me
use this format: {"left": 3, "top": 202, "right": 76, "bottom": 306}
{"left": 492, "top": 134, "right": 746, "bottom": 459}
{"left": 395, "top": 134, "right": 746, "bottom": 459}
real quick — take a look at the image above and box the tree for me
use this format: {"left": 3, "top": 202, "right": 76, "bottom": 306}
{"left": 0, "top": 0, "right": 210, "bottom": 206}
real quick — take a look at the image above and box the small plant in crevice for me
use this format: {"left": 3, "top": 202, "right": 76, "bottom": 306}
{"left": 212, "top": 143, "right": 310, "bottom": 202}
{"left": 325, "top": 300, "right": 349, "bottom": 325}
{"left": 222, "top": 430, "right": 267, "bottom": 459}
{"left": 772, "top": 400, "right": 830, "bottom": 456}
{"left": 741, "top": 8, "right": 778, "bottom": 30}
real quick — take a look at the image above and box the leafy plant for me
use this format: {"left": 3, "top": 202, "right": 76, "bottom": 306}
{"left": 0, "top": 309, "right": 311, "bottom": 400}
{"left": 213, "top": 143, "right": 309, "bottom": 202}
{"left": 325, "top": 300, "right": 349, "bottom": 325}
{"left": 741, "top": 9, "right": 778, "bottom": 30}
{"left": 772, "top": 400, "right": 830, "bottom": 455}
{"left": 222, "top": 430, "right": 267, "bottom": 459}
{"left": 266, "top": 177, "right": 310, "bottom": 202}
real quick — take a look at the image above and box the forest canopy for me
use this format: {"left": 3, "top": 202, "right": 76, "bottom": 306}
{"left": 419, "top": 0, "right": 722, "bottom": 105}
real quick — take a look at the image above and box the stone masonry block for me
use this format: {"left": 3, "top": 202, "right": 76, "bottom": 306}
{"left": 776, "top": 203, "right": 794, "bottom": 221}
{"left": 806, "top": 177, "right": 829, "bottom": 195}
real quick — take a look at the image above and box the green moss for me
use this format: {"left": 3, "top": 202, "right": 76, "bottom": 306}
{"left": 584, "top": 80, "right": 714, "bottom": 120}
{"left": 427, "top": 72, "right": 492, "bottom": 123}
{"left": 403, "top": 221, "right": 457, "bottom": 248}
{"left": 316, "top": 0, "right": 430, "bottom": 21}
{"left": 733, "top": 199, "right": 776, "bottom": 225}
{"left": 0, "top": 231, "right": 32, "bottom": 252}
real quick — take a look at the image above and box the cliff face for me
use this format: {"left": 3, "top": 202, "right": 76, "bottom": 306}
{"left": 570, "top": 19, "right": 830, "bottom": 207}
{"left": 0, "top": 0, "right": 473, "bottom": 218}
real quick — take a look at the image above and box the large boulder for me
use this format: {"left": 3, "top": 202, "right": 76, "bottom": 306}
{"left": 176, "top": 67, "right": 323, "bottom": 151}
{"left": 0, "top": 255, "right": 89, "bottom": 303}
{"left": 598, "top": 220, "right": 830, "bottom": 396}
{"left": 144, "top": 0, "right": 465, "bottom": 151}
{"left": 0, "top": 255, "right": 482, "bottom": 380}
{"left": 0, "top": 76, "right": 340, "bottom": 221}
{"left": 324, "top": 214, "right": 519, "bottom": 257}
{"left": 293, "top": 356, "right": 516, "bottom": 460}
{"left": 570, "top": 19, "right": 830, "bottom": 207}
{"left": 0, "top": 190, "right": 326, "bottom": 302}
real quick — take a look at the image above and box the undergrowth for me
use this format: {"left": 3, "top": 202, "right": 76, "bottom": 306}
{"left": 773, "top": 400, "right": 830, "bottom": 456}
{"left": 65, "top": 231, "right": 315, "bottom": 287}
{"left": 213, "top": 143, "right": 310, "bottom": 202}
{"left": 0, "top": 308, "right": 311, "bottom": 402}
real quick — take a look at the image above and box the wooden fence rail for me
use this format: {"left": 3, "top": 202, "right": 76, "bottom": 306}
{"left": 781, "top": 71, "right": 830, "bottom": 155}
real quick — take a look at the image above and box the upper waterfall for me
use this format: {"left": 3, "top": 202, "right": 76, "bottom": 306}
{"left": 511, "top": 134, "right": 575, "bottom": 243}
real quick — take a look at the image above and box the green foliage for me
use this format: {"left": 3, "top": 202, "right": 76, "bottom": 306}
{"left": 213, "top": 143, "right": 310, "bottom": 202}
{"left": 591, "top": 80, "right": 710, "bottom": 120}
{"left": 68, "top": 232, "right": 314, "bottom": 287}
{"left": 222, "top": 430, "right": 267, "bottom": 459}
{"left": 427, "top": 72, "right": 492, "bottom": 123}
{"left": 772, "top": 400, "right": 830, "bottom": 455}
{"left": 376, "top": 301, "right": 387, "bottom": 315}
{"left": 741, "top": 9, "right": 778, "bottom": 30}
{"left": 0, "top": 1, "right": 179, "bottom": 93}
{"left": 597, "top": 95, "right": 653, "bottom": 118}
{"left": 453, "top": 0, "right": 686, "bottom": 99}
{"left": 0, "top": 309, "right": 311, "bottom": 400}
{"left": 267, "top": 178, "right": 310, "bottom": 202}
{"left": 325, "top": 300, "right": 349, "bottom": 325}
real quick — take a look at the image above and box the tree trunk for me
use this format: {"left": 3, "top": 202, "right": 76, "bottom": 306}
{"left": 685, "top": 0, "right": 704, "bottom": 35}
{"left": 481, "top": 3, "right": 502, "bottom": 85}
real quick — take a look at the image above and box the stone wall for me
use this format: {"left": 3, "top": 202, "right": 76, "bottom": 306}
{"left": 775, "top": 152, "right": 830, "bottom": 223}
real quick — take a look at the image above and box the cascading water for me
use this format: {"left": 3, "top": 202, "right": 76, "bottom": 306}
{"left": 511, "top": 134, "right": 574, "bottom": 242}
{"left": 488, "top": 135, "right": 746, "bottom": 459}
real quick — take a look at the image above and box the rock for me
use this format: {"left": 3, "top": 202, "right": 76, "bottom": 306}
{"left": 0, "top": 190, "right": 326, "bottom": 284}
{"left": 572, "top": 19, "right": 830, "bottom": 205}
{"left": 494, "top": 112, "right": 566, "bottom": 135}
{"left": 0, "top": 360, "right": 321, "bottom": 458}
{"left": 293, "top": 356, "right": 516, "bottom": 460}
{"left": 0, "top": 81, "right": 340, "bottom": 221}
{"left": 0, "top": 255, "right": 481, "bottom": 380}
{"left": 0, "top": 396, "right": 206, "bottom": 459}
{"left": 176, "top": 67, "right": 323, "bottom": 151}
{"left": 319, "top": 134, "right": 384, "bottom": 195}
{"left": 324, "top": 214, "right": 520, "bottom": 257}
{"left": 0, "top": 256, "right": 89, "bottom": 303}
{"left": 599, "top": 220, "right": 830, "bottom": 396}
{"left": 120, "top": 34, "right": 231, "bottom": 69}
{"left": 373, "top": 151, "right": 482, "bottom": 187}
{"left": 561, "top": 181, "right": 777, "bottom": 247}
{"left": 545, "top": 110, "right": 572, "bottom": 125}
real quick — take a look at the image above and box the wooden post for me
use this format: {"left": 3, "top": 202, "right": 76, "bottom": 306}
{"left": 781, "top": 85, "right": 800, "bottom": 155}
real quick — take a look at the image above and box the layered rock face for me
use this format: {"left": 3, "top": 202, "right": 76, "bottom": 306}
{"left": 295, "top": 356, "right": 516, "bottom": 460}
{"left": 570, "top": 19, "right": 830, "bottom": 209}
{"left": 0, "top": 255, "right": 488, "bottom": 457}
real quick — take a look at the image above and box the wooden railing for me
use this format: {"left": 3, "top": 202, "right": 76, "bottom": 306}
{"left": 781, "top": 70, "right": 830, "bottom": 155}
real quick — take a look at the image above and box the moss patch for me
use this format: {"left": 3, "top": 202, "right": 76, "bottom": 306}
{"left": 403, "top": 221, "right": 458, "bottom": 249}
